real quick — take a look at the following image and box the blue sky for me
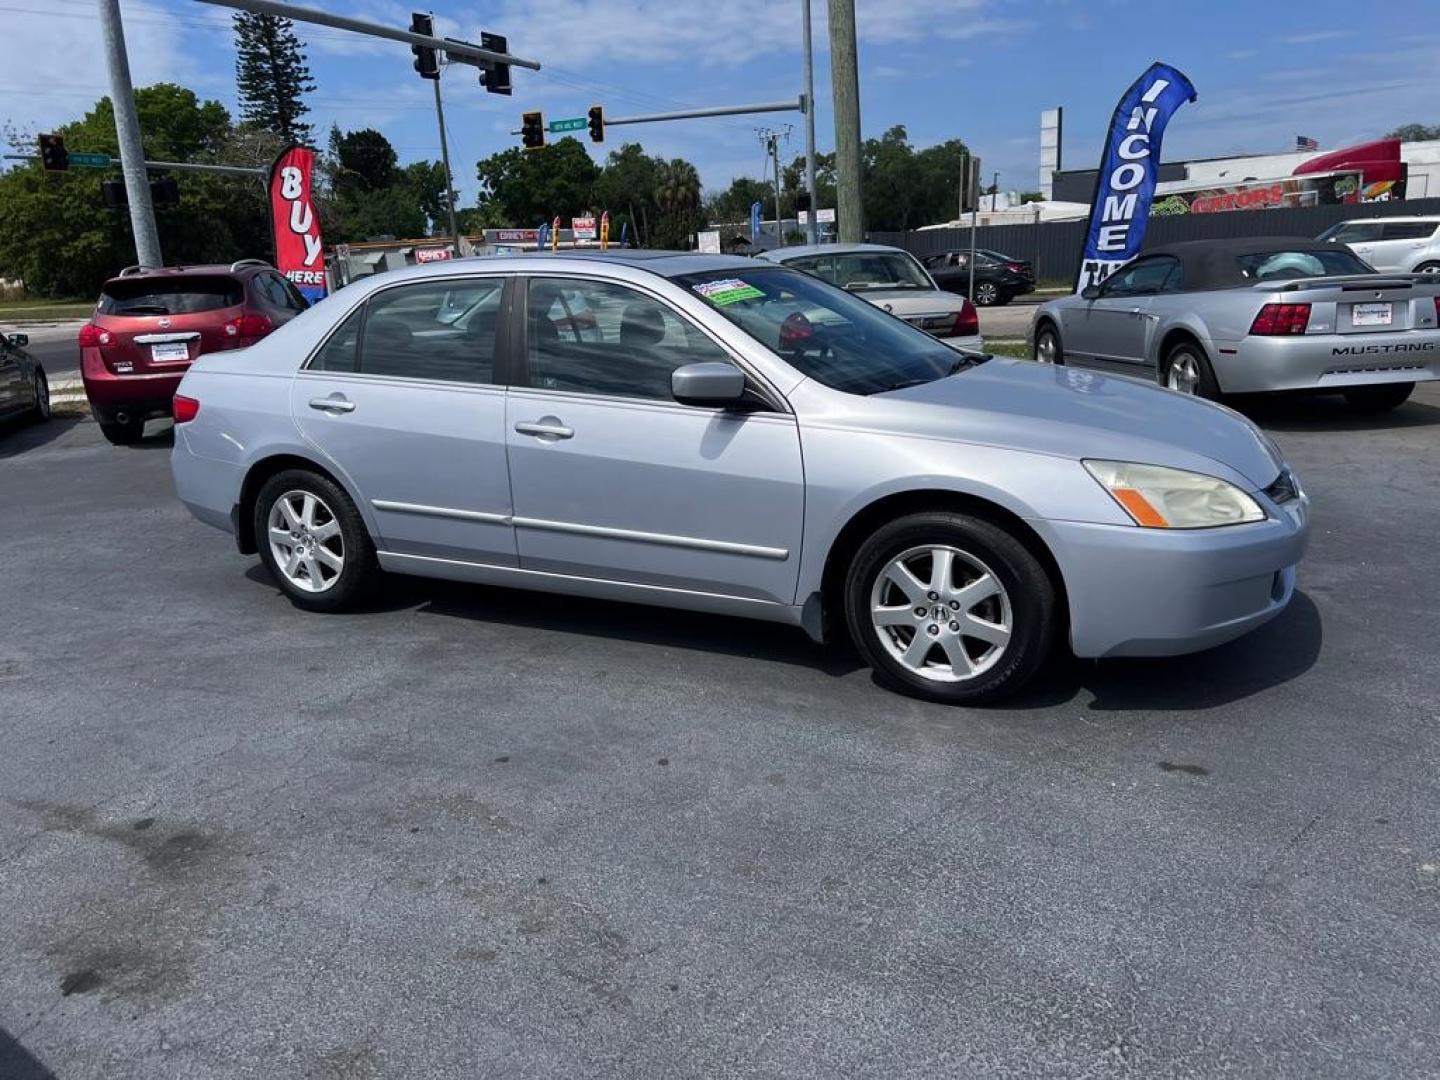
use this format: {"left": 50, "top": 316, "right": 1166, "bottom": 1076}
{"left": 3, "top": 0, "right": 1436, "bottom": 208}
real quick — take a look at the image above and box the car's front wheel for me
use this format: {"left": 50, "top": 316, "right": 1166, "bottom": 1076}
{"left": 1033, "top": 321, "right": 1063, "bottom": 365}
{"left": 1161, "top": 341, "right": 1220, "bottom": 400}
{"left": 1343, "top": 382, "right": 1413, "bottom": 412}
{"left": 1413, "top": 262, "right": 1440, "bottom": 275}
{"left": 844, "top": 512, "right": 1057, "bottom": 704}
{"left": 254, "top": 469, "right": 377, "bottom": 612}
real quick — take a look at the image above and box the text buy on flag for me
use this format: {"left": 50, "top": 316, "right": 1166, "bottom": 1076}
{"left": 1075, "top": 62, "right": 1197, "bottom": 292}
{"left": 269, "top": 145, "right": 327, "bottom": 303}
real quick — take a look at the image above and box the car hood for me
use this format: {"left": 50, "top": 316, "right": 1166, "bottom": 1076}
{"left": 877, "top": 358, "right": 1283, "bottom": 490}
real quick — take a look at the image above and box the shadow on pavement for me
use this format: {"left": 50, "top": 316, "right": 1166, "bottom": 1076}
{"left": 0, "top": 1028, "right": 57, "bottom": 1080}
{"left": 247, "top": 566, "right": 1321, "bottom": 712}
{"left": 0, "top": 416, "right": 83, "bottom": 458}
{"left": 1232, "top": 391, "right": 1440, "bottom": 433}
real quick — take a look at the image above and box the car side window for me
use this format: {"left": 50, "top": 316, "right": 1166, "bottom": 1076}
{"left": 356, "top": 279, "right": 504, "bottom": 384}
{"left": 269, "top": 273, "right": 309, "bottom": 312}
{"left": 1380, "top": 222, "right": 1435, "bottom": 241}
{"left": 525, "top": 277, "right": 735, "bottom": 403}
{"left": 1333, "top": 222, "right": 1381, "bottom": 244}
{"left": 309, "top": 306, "right": 363, "bottom": 372}
{"left": 1102, "top": 257, "right": 1177, "bottom": 297}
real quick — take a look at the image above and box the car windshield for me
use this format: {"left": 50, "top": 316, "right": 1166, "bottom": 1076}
{"left": 788, "top": 251, "right": 934, "bottom": 291}
{"left": 99, "top": 276, "right": 243, "bottom": 315}
{"left": 675, "top": 267, "right": 974, "bottom": 396}
{"left": 1236, "top": 249, "right": 1372, "bottom": 281}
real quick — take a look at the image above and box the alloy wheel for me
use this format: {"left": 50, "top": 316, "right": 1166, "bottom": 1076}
{"left": 976, "top": 282, "right": 999, "bottom": 305}
{"left": 869, "top": 544, "right": 1012, "bottom": 683}
{"left": 34, "top": 371, "right": 50, "bottom": 420}
{"left": 267, "top": 489, "right": 345, "bottom": 593}
{"left": 1035, "top": 330, "right": 1058, "bottom": 364}
{"left": 1166, "top": 351, "right": 1201, "bottom": 394}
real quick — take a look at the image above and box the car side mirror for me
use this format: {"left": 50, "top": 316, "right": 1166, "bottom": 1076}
{"left": 1081, "top": 285, "right": 1102, "bottom": 300}
{"left": 7, "top": 332, "right": 28, "bottom": 347}
{"left": 672, "top": 361, "right": 747, "bottom": 408}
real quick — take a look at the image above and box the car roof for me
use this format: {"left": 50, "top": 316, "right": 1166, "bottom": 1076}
{"left": 102, "top": 261, "right": 272, "bottom": 286}
{"left": 1136, "top": 237, "right": 1364, "bottom": 291}
{"left": 503, "top": 249, "right": 763, "bottom": 278}
{"left": 760, "top": 242, "right": 908, "bottom": 261}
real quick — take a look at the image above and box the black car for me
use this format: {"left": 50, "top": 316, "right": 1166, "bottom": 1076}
{"left": 922, "top": 248, "right": 1035, "bottom": 306}
{"left": 0, "top": 331, "right": 50, "bottom": 426}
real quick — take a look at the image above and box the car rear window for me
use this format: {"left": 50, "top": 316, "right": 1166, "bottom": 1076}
{"left": 1235, "top": 249, "right": 1372, "bottom": 281}
{"left": 99, "top": 276, "right": 243, "bottom": 316}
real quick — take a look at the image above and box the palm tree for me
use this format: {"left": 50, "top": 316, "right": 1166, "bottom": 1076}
{"left": 652, "top": 160, "right": 702, "bottom": 248}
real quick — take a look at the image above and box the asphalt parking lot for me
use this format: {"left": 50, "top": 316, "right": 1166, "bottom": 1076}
{"left": 2, "top": 390, "right": 1439, "bottom": 1079}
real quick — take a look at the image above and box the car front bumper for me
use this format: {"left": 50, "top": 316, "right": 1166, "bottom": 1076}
{"left": 1213, "top": 333, "right": 1440, "bottom": 393}
{"left": 1038, "top": 494, "right": 1310, "bottom": 659}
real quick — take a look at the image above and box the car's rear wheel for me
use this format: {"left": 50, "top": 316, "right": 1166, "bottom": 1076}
{"left": 974, "top": 281, "right": 1000, "bottom": 306}
{"left": 1343, "top": 382, "right": 1413, "bottom": 412}
{"left": 31, "top": 369, "right": 50, "bottom": 422}
{"left": 1161, "top": 341, "right": 1221, "bottom": 400}
{"left": 98, "top": 418, "right": 144, "bottom": 445}
{"left": 844, "top": 512, "right": 1056, "bottom": 704}
{"left": 254, "top": 469, "right": 377, "bottom": 612}
{"left": 1033, "top": 321, "right": 1064, "bottom": 365}
{"left": 1413, "top": 262, "right": 1440, "bottom": 274}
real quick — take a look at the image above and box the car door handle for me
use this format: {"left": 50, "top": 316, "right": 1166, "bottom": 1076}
{"left": 514, "top": 420, "right": 574, "bottom": 439}
{"left": 309, "top": 396, "right": 355, "bottom": 413}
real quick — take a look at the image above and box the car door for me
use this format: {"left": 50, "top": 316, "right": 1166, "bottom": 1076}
{"left": 292, "top": 275, "right": 518, "bottom": 565}
{"left": 505, "top": 274, "right": 805, "bottom": 606}
{"left": 1063, "top": 257, "right": 1176, "bottom": 367}
{"left": 0, "top": 338, "right": 20, "bottom": 415}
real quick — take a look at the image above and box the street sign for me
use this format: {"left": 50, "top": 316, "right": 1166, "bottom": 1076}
{"left": 572, "top": 216, "right": 596, "bottom": 240}
{"left": 69, "top": 152, "right": 113, "bottom": 169}
{"left": 548, "top": 117, "right": 586, "bottom": 133}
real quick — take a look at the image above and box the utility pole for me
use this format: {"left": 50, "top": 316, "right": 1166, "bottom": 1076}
{"left": 827, "top": 0, "right": 863, "bottom": 242}
{"left": 772, "top": 133, "right": 785, "bottom": 247}
{"left": 98, "top": 0, "right": 161, "bottom": 268}
{"left": 801, "top": 0, "right": 819, "bottom": 244}
{"left": 432, "top": 75, "right": 461, "bottom": 248}
{"left": 968, "top": 156, "right": 980, "bottom": 301}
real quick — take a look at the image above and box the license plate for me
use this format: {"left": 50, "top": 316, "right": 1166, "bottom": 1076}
{"left": 1352, "top": 302, "right": 1392, "bottom": 327}
{"left": 151, "top": 341, "right": 190, "bottom": 362}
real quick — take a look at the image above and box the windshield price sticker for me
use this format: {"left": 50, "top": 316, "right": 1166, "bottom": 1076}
{"left": 694, "top": 278, "right": 765, "bottom": 306}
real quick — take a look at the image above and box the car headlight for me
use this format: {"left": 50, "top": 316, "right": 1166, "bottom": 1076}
{"left": 1083, "top": 460, "right": 1265, "bottom": 528}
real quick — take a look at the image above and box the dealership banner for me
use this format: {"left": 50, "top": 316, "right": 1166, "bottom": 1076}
{"left": 268, "top": 145, "right": 327, "bottom": 303}
{"left": 1075, "top": 62, "right": 1196, "bottom": 292}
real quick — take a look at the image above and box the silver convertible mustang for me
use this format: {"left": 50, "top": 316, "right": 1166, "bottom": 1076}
{"left": 1032, "top": 237, "right": 1440, "bottom": 410}
{"left": 172, "top": 251, "right": 1309, "bottom": 703}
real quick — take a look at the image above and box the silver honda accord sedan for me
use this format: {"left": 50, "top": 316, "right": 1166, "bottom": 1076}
{"left": 171, "top": 251, "right": 1310, "bottom": 703}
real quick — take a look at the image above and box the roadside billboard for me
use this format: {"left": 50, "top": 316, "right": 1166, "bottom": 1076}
{"left": 1150, "top": 171, "right": 1370, "bottom": 215}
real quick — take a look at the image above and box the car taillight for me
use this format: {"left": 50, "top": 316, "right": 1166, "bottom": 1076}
{"left": 1249, "top": 302, "right": 1311, "bottom": 336}
{"left": 173, "top": 394, "right": 200, "bottom": 423}
{"left": 224, "top": 313, "right": 272, "bottom": 339}
{"left": 78, "top": 322, "right": 113, "bottom": 347}
{"left": 1435, "top": 297, "right": 1440, "bottom": 323}
{"left": 1006, "top": 262, "right": 1025, "bottom": 273}
{"left": 953, "top": 301, "right": 980, "bottom": 337}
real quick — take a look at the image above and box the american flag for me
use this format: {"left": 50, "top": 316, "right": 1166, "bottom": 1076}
{"left": 1296, "top": 135, "right": 1320, "bottom": 151}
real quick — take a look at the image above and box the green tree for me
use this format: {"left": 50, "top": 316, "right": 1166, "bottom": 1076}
{"left": 653, "top": 159, "right": 702, "bottom": 249}
{"left": 705, "top": 176, "right": 774, "bottom": 226}
{"left": 402, "top": 160, "right": 450, "bottom": 233}
{"left": 0, "top": 84, "right": 272, "bottom": 297}
{"left": 1386, "top": 123, "right": 1440, "bottom": 142}
{"left": 474, "top": 137, "right": 599, "bottom": 226}
{"left": 332, "top": 127, "right": 398, "bottom": 194}
{"left": 591, "top": 142, "right": 664, "bottom": 245}
{"left": 233, "top": 12, "right": 316, "bottom": 145}
{"left": 784, "top": 152, "right": 837, "bottom": 215}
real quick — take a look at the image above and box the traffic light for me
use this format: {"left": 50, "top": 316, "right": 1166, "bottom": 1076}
{"left": 39, "top": 133, "right": 68, "bottom": 172}
{"left": 151, "top": 177, "right": 179, "bottom": 209}
{"left": 479, "top": 31, "right": 511, "bottom": 95}
{"left": 410, "top": 12, "right": 439, "bottom": 80}
{"left": 795, "top": 190, "right": 812, "bottom": 214}
{"left": 587, "top": 105, "right": 604, "bottom": 144}
{"left": 521, "top": 111, "right": 545, "bottom": 151}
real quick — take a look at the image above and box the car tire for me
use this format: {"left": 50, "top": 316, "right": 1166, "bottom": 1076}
{"left": 1413, "top": 262, "right": 1440, "bottom": 275}
{"left": 974, "top": 281, "right": 1000, "bottom": 306}
{"left": 31, "top": 368, "right": 50, "bottom": 422}
{"left": 844, "top": 511, "right": 1057, "bottom": 705}
{"left": 253, "top": 469, "right": 378, "bottom": 612}
{"left": 1343, "top": 382, "right": 1413, "bottom": 412}
{"left": 1033, "top": 320, "right": 1064, "bottom": 365}
{"left": 98, "top": 418, "right": 145, "bottom": 445}
{"left": 1161, "top": 340, "right": 1221, "bottom": 400}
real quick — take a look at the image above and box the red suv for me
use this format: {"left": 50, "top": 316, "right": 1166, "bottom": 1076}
{"left": 80, "top": 259, "right": 309, "bottom": 444}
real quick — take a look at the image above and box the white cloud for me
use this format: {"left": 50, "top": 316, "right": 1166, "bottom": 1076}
{"left": 1278, "top": 29, "right": 1351, "bottom": 45}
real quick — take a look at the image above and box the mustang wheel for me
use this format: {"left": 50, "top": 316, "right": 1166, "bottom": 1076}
{"left": 1162, "top": 341, "right": 1220, "bottom": 400}
{"left": 845, "top": 512, "right": 1056, "bottom": 704}
{"left": 254, "top": 469, "right": 377, "bottom": 612}
{"left": 1033, "top": 322, "right": 1064, "bottom": 365}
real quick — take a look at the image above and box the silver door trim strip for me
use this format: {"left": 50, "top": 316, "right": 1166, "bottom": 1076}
{"left": 371, "top": 499, "right": 509, "bottom": 525}
{"left": 511, "top": 515, "right": 789, "bottom": 560}
{"left": 369, "top": 500, "right": 788, "bottom": 559}
{"left": 378, "top": 550, "right": 785, "bottom": 607}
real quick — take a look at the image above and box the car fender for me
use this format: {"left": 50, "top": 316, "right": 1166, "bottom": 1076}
{"left": 1149, "top": 310, "right": 1216, "bottom": 371}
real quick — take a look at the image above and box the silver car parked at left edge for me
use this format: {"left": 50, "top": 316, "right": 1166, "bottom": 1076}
{"left": 172, "top": 251, "right": 1309, "bottom": 703}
